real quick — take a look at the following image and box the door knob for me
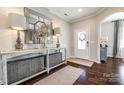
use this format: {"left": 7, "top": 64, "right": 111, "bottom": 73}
{"left": 86, "top": 41, "right": 89, "bottom": 47}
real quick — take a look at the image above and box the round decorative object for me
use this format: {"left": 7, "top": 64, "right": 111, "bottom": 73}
{"left": 15, "top": 42, "right": 23, "bottom": 50}
{"left": 34, "top": 21, "right": 48, "bottom": 37}
{"left": 79, "top": 32, "right": 86, "bottom": 41}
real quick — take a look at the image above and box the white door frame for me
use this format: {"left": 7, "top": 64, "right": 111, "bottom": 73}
{"left": 74, "top": 26, "right": 90, "bottom": 60}
{"left": 98, "top": 23, "right": 101, "bottom": 63}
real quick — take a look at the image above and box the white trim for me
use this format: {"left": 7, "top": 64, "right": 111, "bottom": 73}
{"left": 44, "top": 7, "right": 107, "bottom": 23}
{"left": 47, "top": 50, "right": 50, "bottom": 73}
{"left": 88, "top": 58, "right": 100, "bottom": 64}
{"left": 70, "top": 8, "right": 107, "bottom": 23}
{"left": 2, "top": 55, "right": 8, "bottom": 85}
{"left": 0, "top": 81, "right": 2, "bottom": 85}
{"left": 67, "top": 56, "right": 76, "bottom": 59}
{"left": 98, "top": 23, "right": 101, "bottom": 64}
{"left": 88, "top": 24, "right": 91, "bottom": 60}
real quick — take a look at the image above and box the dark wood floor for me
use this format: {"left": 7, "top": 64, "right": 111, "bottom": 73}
{"left": 73, "top": 58, "right": 124, "bottom": 85}
{"left": 20, "top": 58, "right": 124, "bottom": 85}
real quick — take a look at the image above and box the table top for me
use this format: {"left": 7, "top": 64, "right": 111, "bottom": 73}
{"left": 0, "top": 47, "right": 65, "bottom": 55}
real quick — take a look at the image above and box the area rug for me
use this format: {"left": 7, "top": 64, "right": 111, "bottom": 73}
{"left": 34, "top": 66, "right": 84, "bottom": 85}
{"left": 67, "top": 58, "right": 94, "bottom": 67}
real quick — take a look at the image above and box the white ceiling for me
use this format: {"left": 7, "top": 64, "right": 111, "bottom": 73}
{"left": 46, "top": 7, "right": 105, "bottom": 23}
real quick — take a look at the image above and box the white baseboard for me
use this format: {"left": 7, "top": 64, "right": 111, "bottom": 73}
{"left": 0, "top": 81, "right": 3, "bottom": 85}
{"left": 88, "top": 59, "right": 101, "bottom": 64}
{"left": 67, "top": 56, "right": 76, "bottom": 59}
{"left": 88, "top": 58, "right": 99, "bottom": 63}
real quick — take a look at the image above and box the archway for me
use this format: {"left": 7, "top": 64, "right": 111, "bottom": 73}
{"left": 98, "top": 12, "right": 124, "bottom": 63}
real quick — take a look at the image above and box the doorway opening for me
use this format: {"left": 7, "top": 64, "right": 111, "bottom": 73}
{"left": 99, "top": 12, "right": 124, "bottom": 63}
{"left": 74, "top": 27, "right": 89, "bottom": 60}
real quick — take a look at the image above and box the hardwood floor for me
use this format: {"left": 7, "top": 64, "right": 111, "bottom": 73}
{"left": 73, "top": 58, "right": 124, "bottom": 85}
{"left": 20, "top": 58, "right": 124, "bottom": 85}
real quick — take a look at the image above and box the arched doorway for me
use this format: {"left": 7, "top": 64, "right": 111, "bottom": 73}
{"left": 99, "top": 12, "right": 124, "bottom": 63}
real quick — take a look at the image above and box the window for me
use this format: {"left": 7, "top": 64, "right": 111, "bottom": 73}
{"left": 78, "top": 32, "right": 86, "bottom": 49}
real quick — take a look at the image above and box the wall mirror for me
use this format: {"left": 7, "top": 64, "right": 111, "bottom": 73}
{"left": 24, "top": 8, "right": 53, "bottom": 45}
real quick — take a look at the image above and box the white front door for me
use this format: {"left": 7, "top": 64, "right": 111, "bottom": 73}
{"left": 74, "top": 28, "right": 89, "bottom": 59}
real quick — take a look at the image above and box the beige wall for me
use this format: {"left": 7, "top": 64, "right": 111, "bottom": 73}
{"left": 0, "top": 7, "right": 72, "bottom": 57}
{"left": 101, "top": 22, "right": 114, "bottom": 57}
{"left": 27, "top": 7, "right": 72, "bottom": 57}
{"left": 97, "top": 7, "right": 124, "bottom": 63}
{"left": 72, "top": 17, "right": 97, "bottom": 62}
{"left": 72, "top": 7, "right": 124, "bottom": 63}
{"left": 0, "top": 7, "right": 24, "bottom": 51}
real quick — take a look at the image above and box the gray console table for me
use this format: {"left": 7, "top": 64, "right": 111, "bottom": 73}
{"left": 0, "top": 48, "right": 66, "bottom": 85}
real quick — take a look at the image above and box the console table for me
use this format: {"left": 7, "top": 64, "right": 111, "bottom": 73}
{"left": 0, "top": 48, "right": 66, "bottom": 85}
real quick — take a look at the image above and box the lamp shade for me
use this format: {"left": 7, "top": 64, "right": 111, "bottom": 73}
{"left": 8, "top": 13, "right": 26, "bottom": 30}
{"left": 54, "top": 27, "right": 61, "bottom": 36}
{"left": 100, "top": 36, "right": 108, "bottom": 42}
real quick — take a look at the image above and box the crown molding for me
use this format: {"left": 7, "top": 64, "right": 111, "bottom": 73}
{"left": 41, "top": 7, "right": 108, "bottom": 24}
{"left": 69, "top": 8, "right": 108, "bottom": 23}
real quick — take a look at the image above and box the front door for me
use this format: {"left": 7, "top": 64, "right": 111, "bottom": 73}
{"left": 74, "top": 28, "right": 89, "bottom": 60}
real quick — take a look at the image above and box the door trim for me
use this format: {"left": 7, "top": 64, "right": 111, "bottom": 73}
{"left": 74, "top": 27, "right": 90, "bottom": 60}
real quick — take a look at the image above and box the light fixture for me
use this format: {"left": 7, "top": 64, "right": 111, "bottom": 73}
{"left": 53, "top": 27, "right": 61, "bottom": 48}
{"left": 78, "top": 8, "right": 83, "bottom": 12}
{"left": 8, "top": 13, "right": 26, "bottom": 50}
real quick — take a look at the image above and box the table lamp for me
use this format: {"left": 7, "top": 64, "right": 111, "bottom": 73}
{"left": 8, "top": 13, "right": 26, "bottom": 50}
{"left": 53, "top": 27, "right": 61, "bottom": 48}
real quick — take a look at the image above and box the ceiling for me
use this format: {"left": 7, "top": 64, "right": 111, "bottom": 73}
{"left": 46, "top": 7, "right": 105, "bottom": 23}
{"left": 102, "top": 12, "right": 124, "bottom": 23}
